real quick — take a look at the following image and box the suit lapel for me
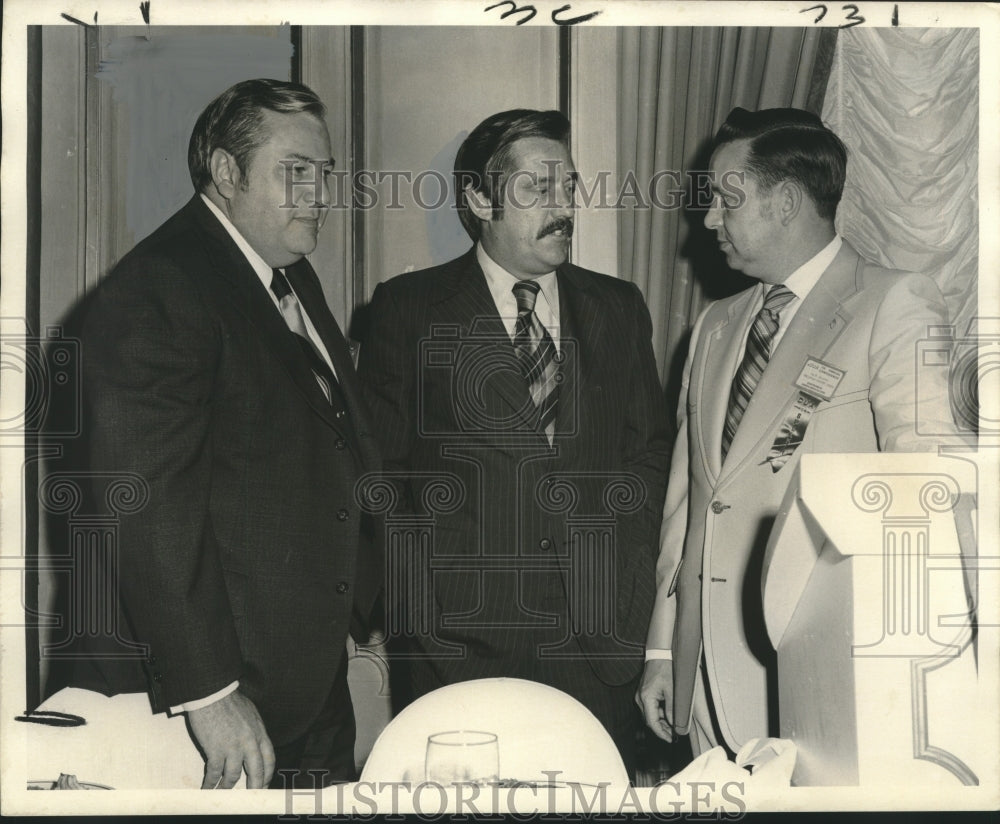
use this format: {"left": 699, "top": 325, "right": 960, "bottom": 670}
{"left": 696, "top": 287, "right": 758, "bottom": 483}
{"left": 719, "top": 243, "right": 862, "bottom": 480}
{"left": 188, "top": 196, "right": 351, "bottom": 441}
{"left": 286, "top": 259, "right": 380, "bottom": 468}
{"left": 431, "top": 251, "right": 543, "bottom": 439}
{"left": 553, "top": 265, "right": 605, "bottom": 461}
{"left": 556, "top": 265, "right": 605, "bottom": 387}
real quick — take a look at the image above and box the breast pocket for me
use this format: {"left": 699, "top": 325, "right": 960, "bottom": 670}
{"left": 806, "top": 388, "right": 877, "bottom": 452}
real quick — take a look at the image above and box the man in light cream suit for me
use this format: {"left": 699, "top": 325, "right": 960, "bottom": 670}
{"left": 637, "top": 107, "right": 961, "bottom": 755}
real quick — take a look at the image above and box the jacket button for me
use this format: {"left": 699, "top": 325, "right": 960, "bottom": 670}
{"left": 335, "top": 438, "right": 346, "bottom": 450}
{"left": 539, "top": 538, "right": 551, "bottom": 551}
{"left": 711, "top": 501, "right": 729, "bottom": 514}
{"left": 152, "top": 673, "right": 163, "bottom": 683}
{"left": 336, "top": 581, "right": 349, "bottom": 594}
{"left": 146, "top": 655, "right": 156, "bottom": 665}
{"left": 337, "top": 509, "right": 349, "bottom": 521}
{"left": 335, "top": 410, "right": 346, "bottom": 419}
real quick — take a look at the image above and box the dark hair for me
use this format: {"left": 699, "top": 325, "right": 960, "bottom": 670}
{"left": 454, "top": 109, "right": 570, "bottom": 241}
{"left": 715, "top": 107, "right": 847, "bottom": 221}
{"left": 188, "top": 79, "right": 326, "bottom": 193}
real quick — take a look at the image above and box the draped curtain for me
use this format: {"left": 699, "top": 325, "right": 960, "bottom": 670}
{"left": 822, "top": 28, "right": 979, "bottom": 343}
{"left": 617, "top": 27, "right": 835, "bottom": 408}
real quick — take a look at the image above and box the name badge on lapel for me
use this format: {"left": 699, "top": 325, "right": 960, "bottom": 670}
{"left": 795, "top": 358, "right": 845, "bottom": 401}
{"left": 764, "top": 358, "right": 846, "bottom": 472}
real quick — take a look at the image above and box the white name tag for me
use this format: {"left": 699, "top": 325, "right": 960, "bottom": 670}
{"left": 794, "top": 358, "right": 845, "bottom": 402}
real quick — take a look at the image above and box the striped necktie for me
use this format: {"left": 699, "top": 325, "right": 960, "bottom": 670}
{"left": 512, "top": 279, "right": 559, "bottom": 442}
{"left": 270, "top": 268, "right": 336, "bottom": 404}
{"left": 721, "top": 284, "right": 796, "bottom": 462}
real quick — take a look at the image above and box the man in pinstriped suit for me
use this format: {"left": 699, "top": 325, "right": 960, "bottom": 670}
{"left": 358, "top": 109, "right": 671, "bottom": 773}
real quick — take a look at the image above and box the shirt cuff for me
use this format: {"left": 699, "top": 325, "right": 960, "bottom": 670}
{"left": 645, "top": 649, "right": 673, "bottom": 661}
{"left": 171, "top": 681, "right": 239, "bottom": 714}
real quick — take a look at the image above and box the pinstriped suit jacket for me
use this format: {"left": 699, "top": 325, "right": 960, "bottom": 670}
{"left": 359, "top": 249, "right": 671, "bottom": 693}
{"left": 62, "top": 196, "right": 383, "bottom": 747}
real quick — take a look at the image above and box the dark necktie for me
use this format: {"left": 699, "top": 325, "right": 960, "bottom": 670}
{"left": 721, "top": 284, "right": 796, "bottom": 461}
{"left": 270, "top": 268, "right": 336, "bottom": 405}
{"left": 512, "top": 279, "right": 559, "bottom": 442}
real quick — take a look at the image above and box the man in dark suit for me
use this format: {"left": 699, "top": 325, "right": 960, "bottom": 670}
{"left": 638, "top": 107, "right": 961, "bottom": 756}
{"left": 68, "top": 79, "right": 382, "bottom": 788}
{"left": 358, "top": 109, "right": 671, "bottom": 771}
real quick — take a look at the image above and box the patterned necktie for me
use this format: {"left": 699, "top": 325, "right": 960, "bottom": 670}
{"left": 270, "top": 268, "right": 336, "bottom": 404}
{"left": 512, "top": 279, "right": 560, "bottom": 442}
{"left": 721, "top": 284, "right": 796, "bottom": 461}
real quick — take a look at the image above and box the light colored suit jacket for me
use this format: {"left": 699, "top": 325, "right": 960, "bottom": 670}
{"left": 647, "top": 240, "right": 959, "bottom": 751}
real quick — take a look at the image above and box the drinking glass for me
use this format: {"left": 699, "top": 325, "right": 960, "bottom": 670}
{"left": 425, "top": 730, "right": 499, "bottom": 785}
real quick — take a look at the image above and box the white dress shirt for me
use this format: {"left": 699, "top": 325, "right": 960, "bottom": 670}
{"left": 730, "top": 234, "right": 843, "bottom": 377}
{"left": 201, "top": 194, "right": 337, "bottom": 378}
{"left": 476, "top": 242, "right": 561, "bottom": 349}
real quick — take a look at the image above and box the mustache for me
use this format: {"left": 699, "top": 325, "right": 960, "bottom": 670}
{"left": 537, "top": 218, "right": 574, "bottom": 239}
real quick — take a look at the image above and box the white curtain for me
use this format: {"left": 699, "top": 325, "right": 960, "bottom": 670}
{"left": 618, "top": 27, "right": 832, "bottom": 405}
{"left": 823, "top": 28, "right": 979, "bottom": 337}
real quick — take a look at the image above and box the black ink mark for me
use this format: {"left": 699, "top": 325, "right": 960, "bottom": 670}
{"left": 800, "top": 4, "right": 828, "bottom": 24}
{"left": 800, "top": 3, "right": 865, "bottom": 28}
{"left": 61, "top": 12, "right": 95, "bottom": 28}
{"left": 16, "top": 711, "right": 86, "bottom": 727}
{"left": 140, "top": 1, "right": 150, "bottom": 24}
{"left": 551, "top": 4, "right": 601, "bottom": 25}
{"left": 840, "top": 4, "right": 864, "bottom": 27}
{"left": 484, "top": 0, "right": 537, "bottom": 25}
{"left": 892, "top": 4, "right": 899, "bottom": 25}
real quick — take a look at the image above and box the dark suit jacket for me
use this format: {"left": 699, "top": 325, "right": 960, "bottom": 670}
{"left": 359, "top": 249, "right": 670, "bottom": 691}
{"left": 67, "top": 195, "right": 382, "bottom": 746}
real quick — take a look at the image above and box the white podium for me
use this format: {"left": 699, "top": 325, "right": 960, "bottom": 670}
{"left": 762, "top": 452, "right": 988, "bottom": 787}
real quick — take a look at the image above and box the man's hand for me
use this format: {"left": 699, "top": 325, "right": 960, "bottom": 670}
{"left": 636, "top": 658, "right": 675, "bottom": 742}
{"left": 187, "top": 690, "right": 275, "bottom": 789}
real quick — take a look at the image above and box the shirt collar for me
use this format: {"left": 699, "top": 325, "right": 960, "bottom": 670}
{"left": 200, "top": 193, "right": 275, "bottom": 291}
{"left": 780, "top": 234, "right": 842, "bottom": 300}
{"left": 476, "top": 242, "right": 557, "bottom": 308}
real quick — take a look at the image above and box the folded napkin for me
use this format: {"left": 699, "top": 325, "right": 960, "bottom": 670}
{"left": 670, "top": 737, "right": 796, "bottom": 789}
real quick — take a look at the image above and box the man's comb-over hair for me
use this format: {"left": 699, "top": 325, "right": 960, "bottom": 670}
{"left": 715, "top": 107, "right": 847, "bottom": 220}
{"left": 188, "top": 78, "right": 326, "bottom": 193}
